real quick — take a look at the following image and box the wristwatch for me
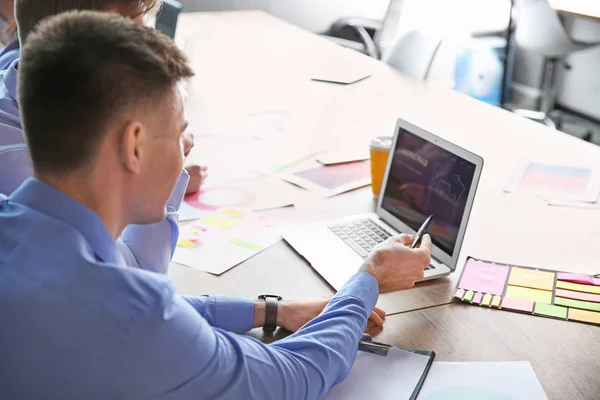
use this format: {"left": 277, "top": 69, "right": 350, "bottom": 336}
{"left": 258, "top": 294, "right": 282, "bottom": 332}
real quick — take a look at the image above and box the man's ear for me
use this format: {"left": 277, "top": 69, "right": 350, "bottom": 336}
{"left": 120, "top": 120, "right": 146, "bottom": 174}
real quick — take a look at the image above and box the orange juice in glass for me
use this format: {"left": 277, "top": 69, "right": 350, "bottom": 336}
{"left": 370, "top": 136, "right": 392, "bottom": 197}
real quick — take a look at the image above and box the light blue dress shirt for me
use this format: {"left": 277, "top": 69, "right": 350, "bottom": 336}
{"left": 0, "top": 58, "right": 187, "bottom": 273}
{"left": 0, "top": 39, "right": 19, "bottom": 71}
{"left": 0, "top": 178, "right": 379, "bottom": 399}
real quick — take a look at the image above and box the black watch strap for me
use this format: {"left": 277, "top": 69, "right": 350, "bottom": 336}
{"left": 258, "top": 295, "right": 282, "bottom": 332}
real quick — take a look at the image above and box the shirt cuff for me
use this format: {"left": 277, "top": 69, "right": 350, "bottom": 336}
{"left": 167, "top": 169, "right": 190, "bottom": 212}
{"left": 183, "top": 295, "right": 255, "bottom": 333}
{"left": 334, "top": 272, "right": 379, "bottom": 313}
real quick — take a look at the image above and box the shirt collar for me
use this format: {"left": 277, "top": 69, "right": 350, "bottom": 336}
{"left": 4, "top": 58, "right": 17, "bottom": 100}
{"left": 10, "top": 177, "right": 125, "bottom": 265}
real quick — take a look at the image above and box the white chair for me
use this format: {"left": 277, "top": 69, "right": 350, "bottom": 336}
{"left": 512, "top": 0, "right": 600, "bottom": 128}
{"left": 382, "top": 30, "right": 443, "bottom": 80}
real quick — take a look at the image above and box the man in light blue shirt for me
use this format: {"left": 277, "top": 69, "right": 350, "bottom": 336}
{"left": 0, "top": 0, "right": 207, "bottom": 273}
{"left": 0, "top": 11, "right": 433, "bottom": 399}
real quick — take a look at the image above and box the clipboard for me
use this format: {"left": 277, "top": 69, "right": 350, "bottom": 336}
{"left": 358, "top": 335, "right": 436, "bottom": 400}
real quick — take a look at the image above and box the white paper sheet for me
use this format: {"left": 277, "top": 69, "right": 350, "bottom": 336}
{"left": 324, "top": 347, "right": 432, "bottom": 400}
{"left": 417, "top": 361, "right": 547, "bottom": 400}
{"left": 278, "top": 160, "right": 371, "bottom": 198}
{"left": 178, "top": 177, "right": 305, "bottom": 221}
{"left": 504, "top": 161, "right": 600, "bottom": 203}
{"left": 172, "top": 209, "right": 281, "bottom": 275}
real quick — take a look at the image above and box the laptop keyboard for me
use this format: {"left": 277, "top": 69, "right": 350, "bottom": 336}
{"left": 328, "top": 218, "right": 433, "bottom": 271}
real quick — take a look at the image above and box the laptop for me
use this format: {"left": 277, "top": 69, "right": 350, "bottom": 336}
{"left": 281, "top": 118, "right": 484, "bottom": 290}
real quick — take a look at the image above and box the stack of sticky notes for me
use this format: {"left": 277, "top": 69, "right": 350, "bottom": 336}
{"left": 454, "top": 257, "right": 600, "bottom": 326}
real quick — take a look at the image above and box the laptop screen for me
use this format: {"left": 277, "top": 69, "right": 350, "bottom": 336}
{"left": 381, "top": 127, "right": 476, "bottom": 256}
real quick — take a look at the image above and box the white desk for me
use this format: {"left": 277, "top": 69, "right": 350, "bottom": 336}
{"left": 171, "top": 12, "right": 600, "bottom": 316}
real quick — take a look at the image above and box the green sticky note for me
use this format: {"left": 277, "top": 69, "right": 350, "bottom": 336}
{"left": 534, "top": 303, "right": 567, "bottom": 319}
{"left": 481, "top": 293, "right": 492, "bottom": 307}
{"left": 555, "top": 297, "right": 600, "bottom": 312}
{"left": 556, "top": 281, "right": 600, "bottom": 295}
{"left": 463, "top": 290, "right": 475, "bottom": 302}
{"left": 505, "top": 285, "right": 553, "bottom": 304}
{"left": 201, "top": 215, "right": 238, "bottom": 230}
{"left": 231, "top": 239, "right": 263, "bottom": 251}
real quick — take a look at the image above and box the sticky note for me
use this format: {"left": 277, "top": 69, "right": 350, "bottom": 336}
{"left": 177, "top": 239, "right": 198, "bottom": 249}
{"left": 192, "top": 225, "right": 207, "bottom": 232}
{"left": 220, "top": 208, "right": 248, "bottom": 219}
{"left": 557, "top": 273, "right": 600, "bottom": 286}
{"left": 568, "top": 308, "right": 600, "bottom": 325}
{"left": 508, "top": 267, "right": 555, "bottom": 291}
{"left": 458, "top": 259, "right": 510, "bottom": 295}
{"left": 463, "top": 290, "right": 475, "bottom": 302}
{"left": 231, "top": 238, "right": 263, "bottom": 251}
{"left": 491, "top": 295, "right": 502, "bottom": 308}
{"left": 257, "top": 215, "right": 275, "bottom": 227}
{"left": 454, "top": 288, "right": 465, "bottom": 300}
{"left": 533, "top": 303, "right": 567, "bottom": 319}
{"left": 500, "top": 297, "right": 534, "bottom": 313}
{"left": 505, "top": 285, "right": 553, "bottom": 304}
{"left": 554, "top": 297, "right": 600, "bottom": 312}
{"left": 555, "top": 288, "right": 600, "bottom": 303}
{"left": 481, "top": 293, "right": 492, "bottom": 307}
{"left": 201, "top": 215, "right": 238, "bottom": 230}
{"left": 556, "top": 281, "right": 600, "bottom": 295}
{"left": 472, "top": 292, "right": 483, "bottom": 305}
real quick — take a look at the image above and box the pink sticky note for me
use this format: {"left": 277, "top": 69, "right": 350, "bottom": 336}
{"left": 472, "top": 292, "right": 483, "bottom": 305}
{"left": 458, "top": 260, "right": 510, "bottom": 295}
{"left": 192, "top": 225, "right": 208, "bottom": 232}
{"left": 501, "top": 297, "right": 534, "bottom": 313}
{"left": 257, "top": 216, "right": 274, "bottom": 227}
{"left": 557, "top": 273, "right": 600, "bottom": 286}
{"left": 556, "top": 288, "right": 600, "bottom": 303}
{"left": 454, "top": 288, "right": 465, "bottom": 299}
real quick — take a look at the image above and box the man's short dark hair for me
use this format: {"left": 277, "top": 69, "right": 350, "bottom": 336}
{"left": 16, "top": 0, "right": 160, "bottom": 42}
{"left": 18, "top": 10, "right": 194, "bottom": 174}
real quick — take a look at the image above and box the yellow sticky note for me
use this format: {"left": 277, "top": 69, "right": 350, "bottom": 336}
{"left": 491, "top": 295, "right": 502, "bottom": 308}
{"left": 231, "top": 238, "right": 263, "bottom": 251}
{"left": 508, "top": 267, "right": 555, "bottom": 291}
{"left": 557, "top": 281, "right": 600, "bottom": 295}
{"left": 220, "top": 208, "right": 248, "bottom": 219}
{"left": 481, "top": 293, "right": 492, "bottom": 307}
{"left": 201, "top": 215, "right": 238, "bottom": 230}
{"left": 505, "top": 285, "right": 552, "bottom": 304}
{"left": 177, "top": 239, "right": 198, "bottom": 249}
{"left": 568, "top": 308, "right": 600, "bottom": 325}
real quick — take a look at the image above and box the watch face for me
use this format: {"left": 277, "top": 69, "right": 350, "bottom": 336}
{"left": 259, "top": 295, "right": 282, "bottom": 301}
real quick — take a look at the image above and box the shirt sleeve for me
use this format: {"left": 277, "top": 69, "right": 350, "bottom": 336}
{"left": 121, "top": 272, "right": 379, "bottom": 400}
{"left": 0, "top": 144, "right": 33, "bottom": 195}
{"left": 119, "top": 170, "right": 189, "bottom": 273}
{"left": 182, "top": 295, "right": 255, "bottom": 333}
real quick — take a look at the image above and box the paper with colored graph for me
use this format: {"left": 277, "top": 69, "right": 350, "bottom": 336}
{"left": 504, "top": 161, "right": 600, "bottom": 203}
{"left": 417, "top": 361, "right": 547, "bottom": 400}
{"left": 278, "top": 160, "right": 371, "bottom": 197}
{"left": 178, "top": 177, "right": 306, "bottom": 221}
{"left": 172, "top": 208, "right": 281, "bottom": 275}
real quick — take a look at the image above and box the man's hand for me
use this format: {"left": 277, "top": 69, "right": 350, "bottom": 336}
{"left": 276, "top": 297, "right": 386, "bottom": 333}
{"left": 360, "top": 233, "right": 432, "bottom": 293}
{"left": 182, "top": 131, "right": 194, "bottom": 157}
{"left": 184, "top": 163, "right": 208, "bottom": 195}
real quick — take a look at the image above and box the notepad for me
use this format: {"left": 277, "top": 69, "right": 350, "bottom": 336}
{"left": 454, "top": 257, "right": 600, "bottom": 327}
{"left": 325, "top": 347, "right": 433, "bottom": 400}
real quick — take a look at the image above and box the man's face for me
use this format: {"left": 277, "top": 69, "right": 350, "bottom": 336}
{"left": 130, "top": 86, "right": 186, "bottom": 224}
